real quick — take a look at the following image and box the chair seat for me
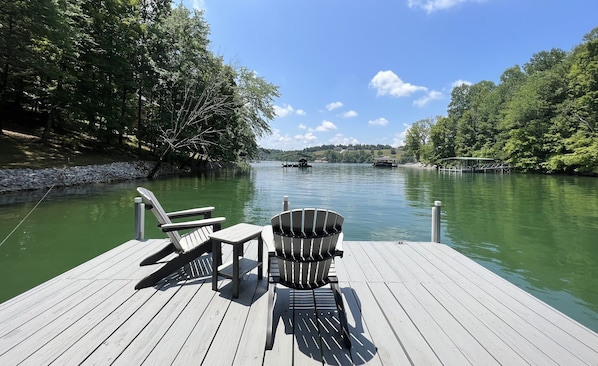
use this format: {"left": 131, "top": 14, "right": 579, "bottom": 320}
{"left": 179, "top": 225, "right": 213, "bottom": 253}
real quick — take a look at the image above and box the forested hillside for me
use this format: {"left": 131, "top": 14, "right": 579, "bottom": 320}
{"left": 405, "top": 27, "right": 598, "bottom": 175}
{"left": 0, "top": 0, "right": 278, "bottom": 176}
{"left": 259, "top": 144, "right": 406, "bottom": 164}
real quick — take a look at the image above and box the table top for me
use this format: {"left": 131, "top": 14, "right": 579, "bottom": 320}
{"left": 210, "top": 223, "right": 264, "bottom": 244}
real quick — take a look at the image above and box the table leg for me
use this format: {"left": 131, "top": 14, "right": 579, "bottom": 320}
{"left": 233, "top": 243, "right": 240, "bottom": 298}
{"left": 257, "top": 236, "right": 263, "bottom": 280}
{"left": 212, "top": 239, "right": 221, "bottom": 291}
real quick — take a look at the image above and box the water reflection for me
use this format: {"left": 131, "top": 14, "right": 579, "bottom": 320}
{"left": 413, "top": 171, "right": 598, "bottom": 330}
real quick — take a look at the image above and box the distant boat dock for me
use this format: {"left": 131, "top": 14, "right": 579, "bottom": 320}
{"left": 373, "top": 157, "right": 398, "bottom": 167}
{"left": 437, "top": 157, "right": 511, "bottom": 173}
{"left": 282, "top": 158, "right": 311, "bottom": 168}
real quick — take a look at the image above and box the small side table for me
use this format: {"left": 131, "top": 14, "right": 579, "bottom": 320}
{"left": 211, "top": 223, "right": 264, "bottom": 298}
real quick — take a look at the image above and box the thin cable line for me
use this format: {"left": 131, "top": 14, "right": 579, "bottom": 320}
{"left": 0, "top": 185, "right": 54, "bottom": 248}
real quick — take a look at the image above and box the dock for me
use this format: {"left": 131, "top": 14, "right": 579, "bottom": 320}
{"left": 1, "top": 239, "right": 598, "bottom": 365}
{"left": 282, "top": 158, "right": 312, "bottom": 168}
{"left": 372, "top": 157, "right": 398, "bottom": 167}
{"left": 437, "top": 157, "right": 511, "bottom": 173}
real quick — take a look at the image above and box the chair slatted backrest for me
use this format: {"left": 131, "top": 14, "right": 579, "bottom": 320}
{"left": 137, "top": 187, "right": 185, "bottom": 252}
{"left": 271, "top": 208, "right": 343, "bottom": 289}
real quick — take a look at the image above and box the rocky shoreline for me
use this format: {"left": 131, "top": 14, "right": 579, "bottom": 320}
{"left": 0, "top": 161, "right": 184, "bottom": 194}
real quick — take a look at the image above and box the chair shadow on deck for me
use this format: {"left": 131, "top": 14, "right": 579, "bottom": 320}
{"left": 151, "top": 254, "right": 214, "bottom": 290}
{"left": 154, "top": 253, "right": 268, "bottom": 307}
{"left": 271, "top": 286, "right": 377, "bottom": 365}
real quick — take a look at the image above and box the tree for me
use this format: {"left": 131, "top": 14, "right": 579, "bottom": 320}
{"left": 569, "top": 27, "right": 598, "bottom": 137}
{"left": 405, "top": 117, "right": 434, "bottom": 162}
{"left": 429, "top": 116, "right": 456, "bottom": 160}
{"left": 501, "top": 67, "right": 567, "bottom": 171}
{"left": 490, "top": 65, "right": 527, "bottom": 159}
{"left": 545, "top": 27, "right": 598, "bottom": 174}
{"left": 524, "top": 48, "right": 567, "bottom": 76}
{"left": 0, "top": 0, "right": 281, "bottom": 172}
{"left": 418, "top": 27, "right": 598, "bottom": 175}
{"left": 147, "top": 73, "right": 234, "bottom": 178}
{"left": 234, "top": 66, "right": 278, "bottom": 139}
{"left": 450, "top": 81, "right": 496, "bottom": 156}
{"left": 0, "top": 0, "right": 65, "bottom": 133}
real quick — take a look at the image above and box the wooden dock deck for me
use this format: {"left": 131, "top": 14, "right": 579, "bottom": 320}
{"left": 1, "top": 239, "right": 597, "bottom": 365}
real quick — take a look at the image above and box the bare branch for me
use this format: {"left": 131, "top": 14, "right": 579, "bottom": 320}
{"left": 156, "top": 72, "right": 234, "bottom": 159}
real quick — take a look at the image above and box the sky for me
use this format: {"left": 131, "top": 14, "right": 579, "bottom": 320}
{"left": 182, "top": 0, "right": 598, "bottom": 151}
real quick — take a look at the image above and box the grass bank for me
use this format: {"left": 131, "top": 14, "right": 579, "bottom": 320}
{"left": 0, "top": 125, "right": 155, "bottom": 169}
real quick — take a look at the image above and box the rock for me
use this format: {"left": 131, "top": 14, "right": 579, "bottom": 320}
{"left": 0, "top": 161, "right": 184, "bottom": 194}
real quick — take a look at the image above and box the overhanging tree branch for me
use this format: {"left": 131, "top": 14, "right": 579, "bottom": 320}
{"left": 148, "top": 73, "right": 234, "bottom": 178}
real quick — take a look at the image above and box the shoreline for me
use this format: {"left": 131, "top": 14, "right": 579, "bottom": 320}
{"left": 0, "top": 161, "right": 184, "bottom": 194}
{"left": 0, "top": 161, "right": 438, "bottom": 195}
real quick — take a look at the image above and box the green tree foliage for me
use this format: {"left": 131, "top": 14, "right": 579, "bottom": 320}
{"left": 429, "top": 116, "right": 456, "bottom": 160}
{"left": 404, "top": 117, "right": 435, "bottom": 162}
{"left": 0, "top": 0, "right": 279, "bottom": 172}
{"left": 545, "top": 31, "right": 598, "bottom": 174}
{"left": 426, "top": 27, "right": 598, "bottom": 175}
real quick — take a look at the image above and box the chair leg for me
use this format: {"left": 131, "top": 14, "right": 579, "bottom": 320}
{"left": 265, "top": 282, "right": 276, "bottom": 350}
{"left": 139, "top": 243, "right": 176, "bottom": 266}
{"left": 331, "top": 282, "right": 351, "bottom": 349}
{"left": 135, "top": 241, "right": 211, "bottom": 290}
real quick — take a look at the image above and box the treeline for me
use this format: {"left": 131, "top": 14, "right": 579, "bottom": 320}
{"left": 302, "top": 143, "right": 394, "bottom": 152}
{"left": 0, "top": 0, "right": 278, "bottom": 175}
{"left": 405, "top": 27, "right": 598, "bottom": 175}
{"left": 260, "top": 144, "right": 404, "bottom": 164}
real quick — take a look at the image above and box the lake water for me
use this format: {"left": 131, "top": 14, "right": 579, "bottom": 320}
{"left": 1, "top": 162, "right": 597, "bottom": 332}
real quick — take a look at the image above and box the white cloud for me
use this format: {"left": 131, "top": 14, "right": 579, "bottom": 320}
{"left": 258, "top": 128, "right": 322, "bottom": 150}
{"left": 342, "top": 110, "right": 358, "bottom": 118}
{"left": 274, "top": 104, "right": 294, "bottom": 118}
{"left": 274, "top": 104, "right": 306, "bottom": 118}
{"left": 294, "top": 132, "right": 318, "bottom": 143}
{"left": 192, "top": 0, "right": 206, "bottom": 10}
{"left": 368, "top": 118, "right": 389, "bottom": 126}
{"left": 389, "top": 124, "right": 411, "bottom": 147}
{"left": 413, "top": 90, "right": 443, "bottom": 107}
{"left": 407, "top": 0, "right": 484, "bottom": 13}
{"left": 298, "top": 123, "right": 307, "bottom": 130}
{"left": 326, "top": 102, "right": 343, "bottom": 111}
{"left": 329, "top": 134, "right": 360, "bottom": 145}
{"left": 315, "top": 120, "right": 338, "bottom": 132}
{"left": 393, "top": 131, "right": 407, "bottom": 147}
{"left": 257, "top": 129, "right": 292, "bottom": 149}
{"left": 369, "top": 70, "right": 427, "bottom": 97}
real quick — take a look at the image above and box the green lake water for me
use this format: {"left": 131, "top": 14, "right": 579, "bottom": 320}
{"left": 1, "top": 162, "right": 597, "bottom": 332}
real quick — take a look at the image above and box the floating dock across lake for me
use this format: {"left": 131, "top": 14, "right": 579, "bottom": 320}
{"left": 1, "top": 238, "right": 597, "bottom": 365}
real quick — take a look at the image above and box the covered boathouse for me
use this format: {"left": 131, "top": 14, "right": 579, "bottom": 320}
{"left": 437, "top": 157, "right": 511, "bottom": 173}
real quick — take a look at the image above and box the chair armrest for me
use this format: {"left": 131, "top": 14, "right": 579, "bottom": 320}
{"left": 166, "top": 207, "right": 215, "bottom": 219}
{"left": 160, "top": 217, "right": 225, "bottom": 232}
{"left": 261, "top": 225, "right": 275, "bottom": 253}
{"left": 335, "top": 232, "right": 344, "bottom": 257}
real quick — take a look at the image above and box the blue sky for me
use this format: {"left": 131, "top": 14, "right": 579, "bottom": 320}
{"left": 183, "top": 0, "right": 597, "bottom": 151}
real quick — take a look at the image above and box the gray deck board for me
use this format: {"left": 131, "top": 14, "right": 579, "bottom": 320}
{"left": 1, "top": 240, "right": 597, "bottom": 365}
